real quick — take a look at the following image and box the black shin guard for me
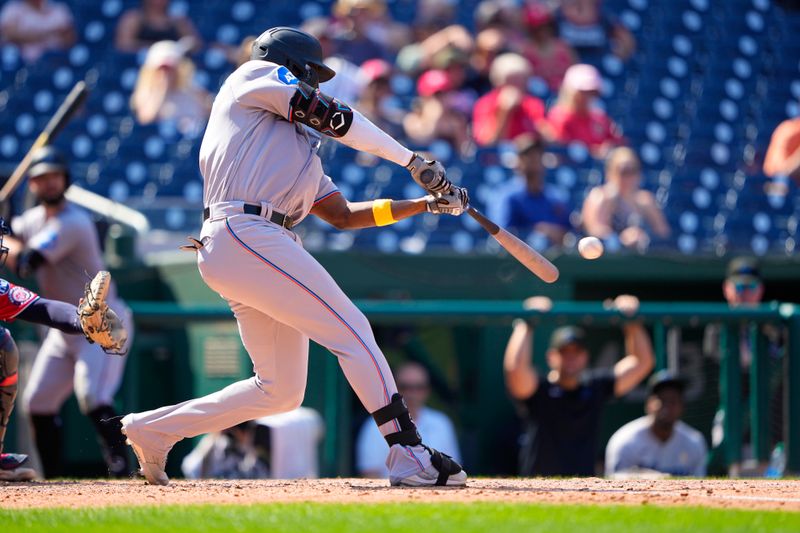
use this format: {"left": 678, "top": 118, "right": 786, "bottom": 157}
{"left": 0, "top": 331, "right": 19, "bottom": 456}
{"left": 371, "top": 393, "right": 422, "bottom": 447}
{"left": 87, "top": 405, "right": 130, "bottom": 477}
{"left": 372, "top": 393, "right": 464, "bottom": 486}
{"left": 30, "top": 414, "right": 63, "bottom": 478}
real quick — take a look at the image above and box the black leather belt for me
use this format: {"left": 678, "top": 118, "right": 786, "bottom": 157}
{"left": 203, "top": 203, "right": 294, "bottom": 229}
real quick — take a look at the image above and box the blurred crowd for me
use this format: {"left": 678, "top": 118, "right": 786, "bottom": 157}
{"left": 0, "top": 0, "right": 685, "bottom": 252}
{"left": 1, "top": 0, "right": 796, "bottom": 255}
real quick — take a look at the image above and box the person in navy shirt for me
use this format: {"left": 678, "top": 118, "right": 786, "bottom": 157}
{"left": 504, "top": 295, "right": 654, "bottom": 476}
{"left": 503, "top": 135, "right": 572, "bottom": 246}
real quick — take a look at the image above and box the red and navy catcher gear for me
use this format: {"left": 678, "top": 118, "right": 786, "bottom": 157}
{"left": 0, "top": 218, "right": 9, "bottom": 267}
{"left": 251, "top": 27, "right": 335, "bottom": 88}
{"left": 289, "top": 81, "right": 354, "bottom": 137}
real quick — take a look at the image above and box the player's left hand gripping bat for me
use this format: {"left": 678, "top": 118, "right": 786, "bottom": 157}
{"left": 0, "top": 80, "right": 89, "bottom": 202}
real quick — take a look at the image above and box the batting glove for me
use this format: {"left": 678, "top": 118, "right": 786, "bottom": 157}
{"left": 426, "top": 186, "right": 469, "bottom": 216}
{"left": 406, "top": 153, "right": 451, "bottom": 194}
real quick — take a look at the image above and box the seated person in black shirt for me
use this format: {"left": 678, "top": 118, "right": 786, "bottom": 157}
{"left": 503, "top": 295, "right": 654, "bottom": 476}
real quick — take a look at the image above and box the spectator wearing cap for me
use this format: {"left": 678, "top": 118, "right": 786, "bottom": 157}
{"left": 555, "top": 0, "right": 635, "bottom": 62}
{"left": 472, "top": 53, "right": 547, "bottom": 146}
{"left": 546, "top": 63, "right": 623, "bottom": 155}
{"left": 0, "top": 0, "right": 75, "bottom": 63}
{"left": 722, "top": 257, "right": 764, "bottom": 308}
{"left": 581, "top": 147, "right": 670, "bottom": 251}
{"left": 115, "top": 0, "right": 202, "bottom": 54}
{"left": 704, "top": 257, "right": 786, "bottom": 475}
{"left": 500, "top": 134, "right": 573, "bottom": 246}
{"left": 356, "top": 362, "right": 460, "bottom": 478}
{"left": 504, "top": 295, "right": 654, "bottom": 476}
{"left": 404, "top": 69, "right": 472, "bottom": 154}
{"left": 130, "top": 40, "right": 212, "bottom": 136}
{"left": 521, "top": 3, "right": 576, "bottom": 91}
{"left": 605, "top": 371, "right": 707, "bottom": 478}
{"left": 357, "top": 59, "right": 404, "bottom": 138}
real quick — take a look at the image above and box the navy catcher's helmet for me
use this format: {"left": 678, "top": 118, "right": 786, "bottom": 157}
{"left": 251, "top": 27, "right": 335, "bottom": 87}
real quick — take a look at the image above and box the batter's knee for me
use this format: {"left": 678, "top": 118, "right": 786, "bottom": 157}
{"left": 280, "top": 388, "right": 306, "bottom": 412}
{"left": 256, "top": 377, "right": 306, "bottom": 413}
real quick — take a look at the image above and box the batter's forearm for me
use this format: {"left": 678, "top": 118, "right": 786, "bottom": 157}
{"left": 342, "top": 198, "right": 428, "bottom": 229}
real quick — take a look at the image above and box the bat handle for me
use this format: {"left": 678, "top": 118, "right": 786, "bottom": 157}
{"left": 466, "top": 206, "right": 499, "bottom": 235}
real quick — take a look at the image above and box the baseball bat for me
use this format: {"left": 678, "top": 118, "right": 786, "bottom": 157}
{"left": 418, "top": 169, "right": 559, "bottom": 282}
{"left": 467, "top": 206, "right": 560, "bottom": 283}
{"left": 0, "top": 80, "right": 89, "bottom": 202}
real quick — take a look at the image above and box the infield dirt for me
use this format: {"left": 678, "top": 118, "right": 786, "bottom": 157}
{"left": 2, "top": 478, "right": 799, "bottom": 511}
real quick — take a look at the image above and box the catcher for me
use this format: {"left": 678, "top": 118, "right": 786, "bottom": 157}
{"left": 0, "top": 224, "right": 127, "bottom": 480}
{"left": 3, "top": 146, "right": 133, "bottom": 479}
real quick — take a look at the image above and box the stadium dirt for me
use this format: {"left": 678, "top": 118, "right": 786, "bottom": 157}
{"left": 1, "top": 478, "right": 799, "bottom": 511}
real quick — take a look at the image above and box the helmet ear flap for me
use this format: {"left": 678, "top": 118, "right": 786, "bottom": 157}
{"left": 301, "top": 64, "right": 320, "bottom": 88}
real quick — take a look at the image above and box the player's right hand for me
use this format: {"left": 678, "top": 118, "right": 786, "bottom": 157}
{"left": 406, "top": 153, "right": 451, "bottom": 194}
{"left": 425, "top": 185, "right": 469, "bottom": 216}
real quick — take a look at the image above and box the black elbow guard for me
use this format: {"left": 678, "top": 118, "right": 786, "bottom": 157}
{"left": 289, "top": 81, "right": 353, "bottom": 137}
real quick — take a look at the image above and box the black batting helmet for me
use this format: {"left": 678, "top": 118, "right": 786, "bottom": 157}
{"left": 251, "top": 27, "right": 335, "bottom": 87}
{"left": 27, "top": 145, "right": 70, "bottom": 181}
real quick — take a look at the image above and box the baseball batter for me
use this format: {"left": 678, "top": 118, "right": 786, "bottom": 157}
{"left": 116, "top": 27, "right": 468, "bottom": 487}
{"left": 5, "top": 146, "right": 134, "bottom": 478}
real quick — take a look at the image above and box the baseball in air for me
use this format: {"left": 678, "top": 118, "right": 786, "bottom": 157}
{"left": 578, "top": 236, "right": 604, "bottom": 260}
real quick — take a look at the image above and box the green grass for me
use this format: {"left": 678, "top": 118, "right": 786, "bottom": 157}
{"left": 3, "top": 502, "right": 798, "bottom": 533}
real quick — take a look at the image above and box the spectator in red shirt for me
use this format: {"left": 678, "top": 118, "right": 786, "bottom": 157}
{"left": 546, "top": 63, "right": 623, "bottom": 156}
{"left": 521, "top": 3, "right": 576, "bottom": 91}
{"left": 472, "top": 53, "right": 546, "bottom": 146}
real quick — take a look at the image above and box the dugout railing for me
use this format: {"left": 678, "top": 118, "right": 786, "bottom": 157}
{"left": 125, "top": 300, "right": 800, "bottom": 477}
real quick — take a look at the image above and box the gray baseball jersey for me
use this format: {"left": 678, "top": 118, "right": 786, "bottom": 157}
{"left": 200, "top": 60, "right": 337, "bottom": 223}
{"left": 12, "top": 202, "right": 130, "bottom": 414}
{"left": 12, "top": 203, "right": 119, "bottom": 305}
{"left": 605, "top": 415, "right": 708, "bottom": 477}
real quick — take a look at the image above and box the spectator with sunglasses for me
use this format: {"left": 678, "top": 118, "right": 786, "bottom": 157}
{"left": 355, "top": 362, "right": 460, "bottom": 478}
{"left": 704, "top": 257, "right": 786, "bottom": 475}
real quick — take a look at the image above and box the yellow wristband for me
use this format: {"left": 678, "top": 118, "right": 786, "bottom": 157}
{"left": 372, "top": 199, "right": 397, "bottom": 226}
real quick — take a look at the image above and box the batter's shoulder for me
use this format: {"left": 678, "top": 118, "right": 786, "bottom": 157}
{"left": 232, "top": 59, "right": 279, "bottom": 83}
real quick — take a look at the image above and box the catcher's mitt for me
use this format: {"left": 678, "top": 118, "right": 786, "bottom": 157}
{"left": 78, "top": 271, "right": 128, "bottom": 355}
